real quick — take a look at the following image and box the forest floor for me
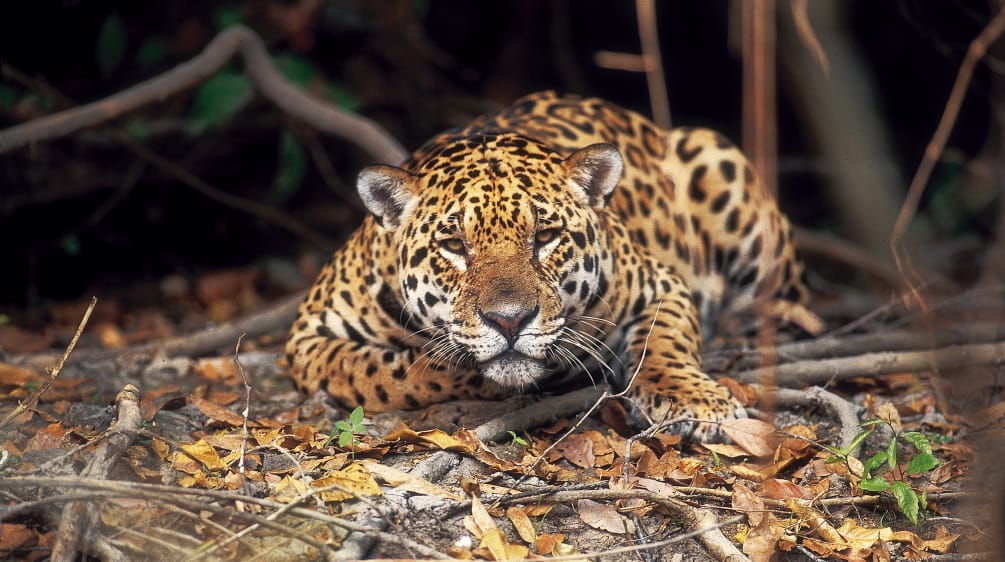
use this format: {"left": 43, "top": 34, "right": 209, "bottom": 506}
{"left": 0, "top": 266, "right": 1001, "bottom": 561}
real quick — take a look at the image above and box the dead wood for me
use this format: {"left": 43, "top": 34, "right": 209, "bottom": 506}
{"left": 474, "top": 384, "right": 610, "bottom": 442}
{"left": 733, "top": 340, "right": 1005, "bottom": 387}
{"left": 13, "top": 291, "right": 304, "bottom": 374}
{"left": 0, "top": 25, "right": 407, "bottom": 164}
{"left": 755, "top": 385, "right": 861, "bottom": 453}
{"left": 503, "top": 488, "right": 748, "bottom": 562}
{"left": 705, "top": 323, "right": 1005, "bottom": 372}
{"left": 51, "top": 384, "right": 142, "bottom": 560}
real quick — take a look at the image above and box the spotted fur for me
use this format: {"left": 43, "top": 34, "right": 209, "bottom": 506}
{"left": 285, "top": 91, "right": 809, "bottom": 441}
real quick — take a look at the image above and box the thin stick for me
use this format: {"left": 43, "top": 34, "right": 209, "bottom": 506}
{"left": 234, "top": 334, "right": 252, "bottom": 494}
{"left": 636, "top": 0, "right": 671, "bottom": 128}
{"left": 890, "top": 5, "right": 1005, "bottom": 309}
{"left": 742, "top": 0, "right": 778, "bottom": 195}
{"left": 0, "top": 297, "right": 95, "bottom": 430}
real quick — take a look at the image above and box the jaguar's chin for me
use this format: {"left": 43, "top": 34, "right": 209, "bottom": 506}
{"left": 480, "top": 351, "right": 548, "bottom": 388}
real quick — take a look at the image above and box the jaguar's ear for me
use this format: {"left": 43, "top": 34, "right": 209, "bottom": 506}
{"left": 564, "top": 143, "right": 624, "bottom": 207}
{"left": 357, "top": 165, "right": 419, "bottom": 229}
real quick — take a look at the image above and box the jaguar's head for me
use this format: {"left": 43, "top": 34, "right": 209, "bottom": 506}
{"left": 357, "top": 132, "right": 623, "bottom": 388}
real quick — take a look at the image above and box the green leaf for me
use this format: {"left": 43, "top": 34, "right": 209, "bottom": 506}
{"left": 859, "top": 476, "right": 892, "bottom": 493}
{"left": 844, "top": 427, "right": 874, "bottom": 456}
{"left": 272, "top": 130, "right": 307, "bottom": 202}
{"left": 333, "top": 420, "right": 351, "bottom": 432}
{"left": 901, "top": 432, "right": 933, "bottom": 455}
{"left": 96, "top": 13, "right": 127, "bottom": 75}
{"left": 322, "top": 82, "right": 361, "bottom": 112}
{"left": 213, "top": 6, "right": 245, "bottom": 30}
{"left": 905, "top": 452, "right": 940, "bottom": 474}
{"left": 0, "top": 84, "right": 18, "bottom": 110}
{"left": 274, "top": 54, "right": 317, "bottom": 88}
{"left": 862, "top": 451, "right": 888, "bottom": 478}
{"left": 137, "top": 37, "right": 169, "bottom": 71}
{"left": 186, "top": 70, "right": 253, "bottom": 136}
{"left": 61, "top": 235, "right": 82, "bottom": 256}
{"left": 891, "top": 481, "right": 920, "bottom": 525}
{"left": 885, "top": 435, "right": 898, "bottom": 470}
{"left": 337, "top": 432, "right": 353, "bottom": 447}
{"left": 124, "top": 118, "right": 150, "bottom": 141}
{"left": 348, "top": 406, "right": 365, "bottom": 426}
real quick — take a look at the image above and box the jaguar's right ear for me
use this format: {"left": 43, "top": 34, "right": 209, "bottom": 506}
{"left": 357, "top": 165, "right": 420, "bottom": 229}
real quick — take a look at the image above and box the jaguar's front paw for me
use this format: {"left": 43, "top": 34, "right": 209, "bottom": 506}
{"left": 628, "top": 383, "right": 747, "bottom": 443}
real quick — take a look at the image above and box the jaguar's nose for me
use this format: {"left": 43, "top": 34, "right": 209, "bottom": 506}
{"left": 478, "top": 305, "right": 539, "bottom": 344}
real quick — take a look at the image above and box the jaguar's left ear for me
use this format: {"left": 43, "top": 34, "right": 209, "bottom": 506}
{"left": 357, "top": 164, "right": 420, "bottom": 229}
{"left": 564, "top": 143, "right": 624, "bottom": 207}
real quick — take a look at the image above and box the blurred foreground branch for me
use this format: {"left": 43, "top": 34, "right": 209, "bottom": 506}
{"left": 0, "top": 25, "right": 408, "bottom": 165}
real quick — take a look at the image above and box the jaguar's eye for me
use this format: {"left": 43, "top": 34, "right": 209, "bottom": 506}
{"left": 440, "top": 237, "right": 466, "bottom": 255}
{"left": 534, "top": 228, "right": 561, "bottom": 247}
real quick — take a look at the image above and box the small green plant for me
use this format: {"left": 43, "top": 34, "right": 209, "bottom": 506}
{"left": 506, "top": 431, "right": 528, "bottom": 447}
{"left": 327, "top": 406, "right": 366, "bottom": 448}
{"left": 829, "top": 420, "right": 942, "bottom": 525}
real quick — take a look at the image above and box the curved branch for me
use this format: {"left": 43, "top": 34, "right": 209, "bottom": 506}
{"left": 0, "top": 25, "right": 408, "bottom": 164}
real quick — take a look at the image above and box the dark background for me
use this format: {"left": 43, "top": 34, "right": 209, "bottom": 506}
{"left": 0, "top": 0, "right": 998, "bottom": 313}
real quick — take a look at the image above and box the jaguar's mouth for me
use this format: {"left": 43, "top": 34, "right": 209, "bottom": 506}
{"left": 479, "top": 350, "right": 548, "bottom": 388}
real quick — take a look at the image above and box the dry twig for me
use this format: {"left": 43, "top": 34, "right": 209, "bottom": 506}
{"left": 890, "top": 4, "right": 1005, "bottom": 309}
{"left": 0, "top": 297, "right": 95, "bottom": 431}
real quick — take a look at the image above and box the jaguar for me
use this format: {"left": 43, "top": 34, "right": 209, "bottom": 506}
{"left": 285, "top": 91, "right": 812, "bottom": 441}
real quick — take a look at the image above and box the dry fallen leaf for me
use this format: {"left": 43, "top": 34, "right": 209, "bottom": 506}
{"left": 556, "top": 432, "right": 595, "bottom": 468}
{"left": 310, "top": 462, "right": 382, "bottom": 502}
{"left": 576, "top": 498, "right": 633, "bottom": 534}
{"left": 176, "top": 439, "right": 226, "bottom": 473}
{"left": 505, "top": 506, "right": 538, "bottom": 544}
{"left": 362, "top": 459, "right": 463, "bottom": 500}
{"left": 721, "top": 418, "right": 778, "bottom": 457}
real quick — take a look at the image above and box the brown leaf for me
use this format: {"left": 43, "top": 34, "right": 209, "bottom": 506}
{"left": 721, "top": 418, "right": 778, "bottom": 457}
{"left": 189, "top": 395, "right": 245, "bottom": 427}
{"left": 729, "top": 464, "right": 766, "bottom": 483}
{"left": 731, "top": 482, "right": 765, "bottom": 526}
{"left": 310, "top": 462, "right": 382, "bottom": 502}
{"left": 761, "top": 478, "right": 814, "bottom": 500}
{"left": 556, "top": 432, "right": 595, "bottom": 468}
{"left": 177, "top": 439, "right": 226, "bottom": 472}
{"left": 24, "top": 423, "right": 69, "bottom": 453}
{"left": 742, "top": 515, "right": 783, "bottom": 562}
{"left": 576, "top": 499, "right": 633, "bottom": 534}
{"left": 363, "top": 459, "right": 463, "bottom": 500}
{"left": 702, "top": 442, "right": 750, "bottom": 458}
{"left": 477, "top": 528, "right": 529, "bottom": 561}
{"left": 506, "top": 506, "right": 537, "bottom": 544}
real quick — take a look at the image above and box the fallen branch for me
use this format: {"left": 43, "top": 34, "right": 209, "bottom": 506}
{"left": 474, "top": 385, "right": 609, "bottom": 442}
{"left": 704, "top": 323, "right": 1005, "bottom": 372}
{"left": 13, "top": 291, "right": 304, "bottom": 373}
{"left": 733, "top": 341, "right": 1005, "bottom": 387}
{"left": 755, "top": 385, "right": 861, "bottom": 453}
{"left": 503, "top": 488, "right": 748, "bottom": 562}
{"left": 51, "top": 384, "right": 143, "bottom": 560}
{"left": 0, "top": 25, "right": 407, "bottom": 164}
